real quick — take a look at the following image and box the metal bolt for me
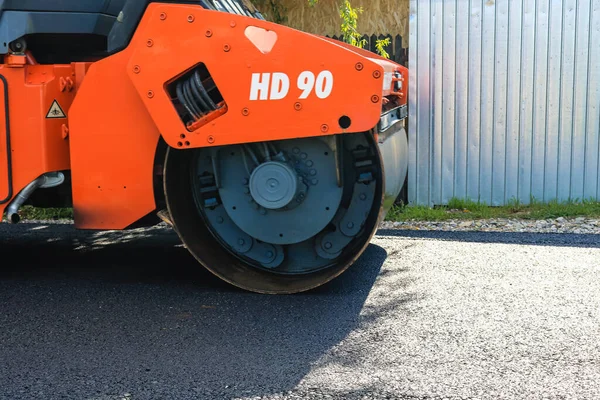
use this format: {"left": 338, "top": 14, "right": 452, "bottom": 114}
{"left": 310, "top": 169, "right": 317, "bottom": 176}
{"left": 371, "top": 95, "right": 380, "bottom": 103}
{"left": 373, "top": 70, "right": 382, "bottom": 79}
{"left": 294, "top": 102, "right": 302, "bottom": 111}
{"left": 266, "top": 251, "right": 274, "bottom": 259}
{"left": 293, "top": 147, "right": 300, "bottom": 154}
{"left": 147, "top": 90, "right": 154, "bottom": 98}
{"left": 133, "top": 65, "right": 141, "bottom": 74}
{"left": 355, "top": 62, "right": 364, "bottom": 71}
{"left": 207, "top": 135, "right": 215, "bottom": 144}
{"left": 360, "top": 193, "right": 367, "bottom": 201}
{"left": 205, "top": 30, "right": 213, "bottom": 37}
{"left": 187, "top": 14, "right": 195, "bottom": 22}
{"left": 347, "top": 222, "right": 355, "bottom": 229}
{"left": 223, "top": 44, "right": 231, "bottom": 52}
{"left": 230, "top": 21, "right": 237, "bottom": 27}
{"left": 147, "top": 39, "right": 154, "bottom": 47}
{"left": 243, "top": 178, "right": 249, "bottom": 185}
{"left": 321, "top": 124, "right": 329, "bottom": 133}
{"left": 238, "top": 239, "right": 245, "bottom": 246}
{"left": 159, "top": 12, "right": 167, "bottom": 20}
{"left": 324, "top": 242, "right": 333, "bottom": 250}
{"left": 301, "top": 153, "right": 308, "bottom": 160}
{"left": 242, "top": 108, "right": 250, "bottom": 116}
{"left": 306, "top": 161, "right": 314, "bottom": 167}
{"left": 216, "top": 216, "right": 224, "bottom": 224}
{"left": 312, "top": 179, "right": 318, "bottom": 185}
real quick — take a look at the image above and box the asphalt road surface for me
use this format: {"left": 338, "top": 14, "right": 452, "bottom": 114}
{"left": 1, "top": 222, "right": 599, "bottom": 400}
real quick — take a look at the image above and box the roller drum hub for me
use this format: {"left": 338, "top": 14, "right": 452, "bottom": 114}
{"left": 249, "top": 161, "right": 299, "bottom": 210}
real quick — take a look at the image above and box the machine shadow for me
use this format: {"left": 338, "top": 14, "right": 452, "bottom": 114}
{"left": 377, "top": 228, "right": 600, "bottom": 249}
{"left": 0, "top": 223, "right": 393, "bottom": 399}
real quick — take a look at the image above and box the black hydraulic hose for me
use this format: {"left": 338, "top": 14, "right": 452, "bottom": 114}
{"left": 189, "top": 76, "right": 211, "bottom": 112}
{"left": 183, "top": 80, "right": 202, "bottom": 118}
{"left": 176, "top": 82, "right": 196, "bottom": 120}
{"left": 194, "top": 71, "right": 217, "bottom": 109}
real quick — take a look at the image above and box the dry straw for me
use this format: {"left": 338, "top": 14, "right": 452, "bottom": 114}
{"left": 269, "top": 0, "right": 409, "bottom": 43}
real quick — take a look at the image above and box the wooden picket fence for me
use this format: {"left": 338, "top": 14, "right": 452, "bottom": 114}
{"left": 325, "top": 34, "right": 408, "bottom": 66}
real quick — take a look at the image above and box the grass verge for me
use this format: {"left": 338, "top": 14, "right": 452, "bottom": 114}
{"left": 385, "top": 197, "right": 600, "bottom": 222}
{"left": 6, "top": 198, "right": 600, "bottom": 223}
{"left": 5, "top": 206, "right": 74, "bottom": 221}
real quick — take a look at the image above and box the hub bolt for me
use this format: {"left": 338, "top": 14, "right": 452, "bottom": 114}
{"left": 217, "top": 216, "right": 224, "bottom": 224}
{"left": 266, "top": 251, "right": 274, "bottom": 259}
{"left": 360, "top": 193, "right": 367, "bottom": 201}
{"left": 238, "top": 239, "right": 245, "bottom": 246}
{"left": 347, "top": 222, "right": 355, "bottom": 229}
{"left": 324, "top": 242, "right": 333, "bottom": 250}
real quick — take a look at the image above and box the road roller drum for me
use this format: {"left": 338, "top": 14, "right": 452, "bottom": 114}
{"left": 0, "top": 0, "right": 409, "bottom": 294}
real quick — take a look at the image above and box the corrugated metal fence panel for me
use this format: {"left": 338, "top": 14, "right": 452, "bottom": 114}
{"left": 409, "top": 0, "right": 600, "bottom": 206}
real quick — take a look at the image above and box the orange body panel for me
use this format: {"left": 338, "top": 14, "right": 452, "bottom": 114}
{"left": 0, "top": 61, "right": 78, "bottom": 216}
{"left": 68, "top": 50, "right": 161, "bottom": 229}
{"left": 126, "top": 4, "right": 402, "bottom": 149}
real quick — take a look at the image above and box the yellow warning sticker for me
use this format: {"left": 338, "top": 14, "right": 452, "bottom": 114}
{"left": 46, "top": 100, "right": 66, "bottom": 119}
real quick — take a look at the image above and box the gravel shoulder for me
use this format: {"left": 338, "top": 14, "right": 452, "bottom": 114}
{"left": 381, "top": 216, "right": 600, "bottom": 234}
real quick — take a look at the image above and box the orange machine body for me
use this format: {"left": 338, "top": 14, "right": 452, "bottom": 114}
{"left": 1, "top": 4, "right": 408, "bottom": 230}
{"left": 0, "top": 58, "right": 88, "bottom": 217}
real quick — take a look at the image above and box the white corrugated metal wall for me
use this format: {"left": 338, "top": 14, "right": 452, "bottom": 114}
{"left": 408, "top": 0, "right": 600, "bottom": 206}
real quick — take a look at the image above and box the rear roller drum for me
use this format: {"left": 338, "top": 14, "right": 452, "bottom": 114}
{"left": 164, "top": 130, "right": 399, "bottom": 294}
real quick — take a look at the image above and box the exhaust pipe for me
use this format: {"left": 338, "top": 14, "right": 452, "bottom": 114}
{"left": 6, "top": 172, "right": 65, "bottom": 224}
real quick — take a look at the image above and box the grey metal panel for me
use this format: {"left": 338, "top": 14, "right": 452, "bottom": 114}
{"left": 431, "top": 0, "right": 443, "bottom": 205}
{"left": 454, "top": 0, "right": 469, "bottom": 201}
{"left": 479, "top": 0, "right": 496, "bottom": 205}
{"left": 409, "top": 0, "right": 600, "bottom": 205}
{"left": 440, "top": 0, "right": 456, "bottom": 204}
{"left": 571, "top": 0, "right": 592, "bottom": 200}
{"left": 505, "top": 0, "right": 523, "bottom": 204}
{"left": 518, "top": 0, "right": 536, "bottom": 203}
{"left": 590, "top": 1, "right": 600, "bottom": 199}
{"left": 530, "top": 0, "right": 550, "bottom": 202}
{"left": 466, "top": 0, "right": 482, "bottom": 202}
{"left": 557, "top": 0, "right": 577, "bottom": 201}
{"left": 544, "top": 0, "right": 562, "bottom": 201}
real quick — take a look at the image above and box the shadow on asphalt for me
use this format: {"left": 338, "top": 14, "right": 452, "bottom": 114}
{"left": 377, "top": 228, "right": 600, "bottom": 249}
{"left": 0, "top": 223, "right": 406, "bottom": 399}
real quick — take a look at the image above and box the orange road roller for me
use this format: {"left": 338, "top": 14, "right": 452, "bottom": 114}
{"left": 0, "top": 1, "right": 408, "bottom": 294}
